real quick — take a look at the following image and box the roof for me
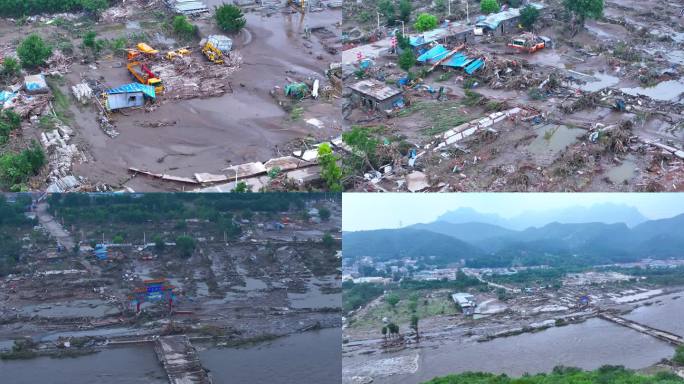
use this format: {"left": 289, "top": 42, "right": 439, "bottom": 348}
{"left": 417, "top": 44, "right": 450, "bottom": 63}
{"left": 348, "top": 79, "right": 403, "bottom": 101}
{"left": 476, "top": 3, "right": 545, "bottom": 30}
{"left": 409, "top": 23, "right": 472, "bottom": 47}
{"left": 106, "top": 83, "right": 156, "bottom": 99}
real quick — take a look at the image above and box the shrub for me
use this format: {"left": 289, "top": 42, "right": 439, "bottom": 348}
{"left": 480, "top": 0, "right": 500, "bottom": 14}
{"left": 172, "top": 15, "right": 198, "bottom": 40}
{"left": 318, "top": 143, "right": 342, "bottom": 192}
{"left": 215, "top": 4, "right": 246, "bottom": 33}
{"left": 413, "top": 13, "right": 438, "bottom": 32}
{"left": 519, "top": 5, "right": 540, "bottom": 31}
{"left": 398, "top": 48, "right": 415, "bottom": 71}
{"left": 17, "top": 34, "right": 52, "bottom": 69}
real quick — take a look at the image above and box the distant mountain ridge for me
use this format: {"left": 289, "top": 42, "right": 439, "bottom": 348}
{"left": 343, "top": 212, "right": 684, "bottom": 268}
{"left": 436, "top": 203, "right": 648, "bottom": 230}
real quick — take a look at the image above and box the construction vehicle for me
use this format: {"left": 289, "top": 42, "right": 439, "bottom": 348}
{"left": 288, "top": 0, "right": 307, "bottom": 13}
{"left": 507, "top": 34, "right": 552, "bottom": 53}
{"left": 127, "top": 43, "right": 160, "bottom": 61}
{"left": 202, "top": 35, "right": 232, "bottom": 64}
{"left": 127, "top": 62, "right": 164, "bottom": 93}
{"left": 165, "top": 47, "right": 191, "bottom": 61}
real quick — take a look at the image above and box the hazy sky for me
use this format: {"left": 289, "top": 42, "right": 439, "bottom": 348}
{"left": 342, "top": 193, "right": 684, "bottom": 231}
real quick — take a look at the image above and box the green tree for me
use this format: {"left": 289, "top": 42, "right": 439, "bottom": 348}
{"left": 413, "top": 13, "right": 438, "bottom": 32}
{"left": 82, "top": 31, "right": 105, "bottom": 55}
{"left": 172, "top": 15, "right": 198, "bottom": 40}
{"left": 434, "top": 0, "right": 446, "bottom": 13}
{"left": 398, "top": 0, "right": 411, "bottom": 22}
{"left": 480, "top": 0, "right": 500, "bottom": 14}
{"left": 176, "top": 235, "right": 196, "bottom": 258}
{"left": 318, "top": 207, "right": 331, "bottom": 221}
{"left": 342, "top": 126, "right": 380, "bottom": 173}
{"left": 80, "top": 0, "right": 109, "bottom": 16}
{"left": 17, "top": 34, "right": 52, "bottom": 69}
{"left": 398, "top": 48, "right": 415, "bottom": 71}
{"left": 381, "top": 326, "right": 388, "bottom": 339}
{"left": 385, "top": 293, "right": 400, "bottom": 308}
{"left": 377, "top": 0, "right": 395, "bottom": 25}
{"left": 410, "top": 314, "right": 419, "bottom": 339}
{"left": 674, "top": 345, "right": 684, "bottom": 365}
{"left": 395, "top": 31, "right": 410, "bottom": 50}
{"left": 519, "top": 5, "right": 540, "bottom": 31}
{"left": 215, "top": 4, "right": 246, "bottom": 33}
{"left": 318, "top": 143, "right": 342, "bottom": 192}
{"left": 112, "top": 234, "right": 124, "bottom": 244}
{"left": 563, "top": 0, "right": 603, "bottom": 27}
{"left": 0, "top": 141, "right": 45, "bottom": 190}
{"left": 322, "top": 232, "right": 335, "bottom": 248}
{"left": 232, "top": 181, "right": 250, "bottom": 193}
{"left": 153, "top": 235, "right": 165, "bottom": 252}
{"left": 1, "top": 57, "right": 20, "bottom": 78}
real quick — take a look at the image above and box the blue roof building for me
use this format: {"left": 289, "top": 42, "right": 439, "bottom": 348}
{"left": 105, "top": 83, "right": 156, "bottom": 111}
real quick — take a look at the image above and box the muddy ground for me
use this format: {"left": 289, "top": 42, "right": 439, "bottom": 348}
{"left": 342, "top": 0, "right": 684, "bottom": 192}
{"left": 0, "top": 1, "right": 342, "bottom": 192}
{"left": 0, "top": 199, "right": 342, "bottom": 350}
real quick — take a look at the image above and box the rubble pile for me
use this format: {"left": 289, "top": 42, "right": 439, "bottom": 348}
{"left": 151, "top": 54, "right": 243, "bottom": 101}
{"left": 44, "top": 50, "right": 72, "bottom": 76}
{"left": 39, "top": 122, "right": 87, "bottom": 192}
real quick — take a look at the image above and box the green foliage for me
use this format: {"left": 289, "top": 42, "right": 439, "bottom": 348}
{"left": 519, "top": 5, "right": 540, "bottom": 31}
{"left": 0, "top": 110, "right": 21, "bottom": 145}
{"left": 153, "top": 235, "right": 165, "bottom": 252}
{"left": 674, "top": 346, "right": 684, "bottom": 365}
{"left": 0, "top": 0, "right": 110, "bottom": 18}
{"left": 398, "top": 48, "right": 415, "bottom": 71}
{"left": 267, "top": 166, "right": 281, "bottom": 180}
{"left": 507, "top": 0, "right": 522, "bottom": 7}
{"left": 112, "top": 234, "right": 124, "bottom": 244}
{"left": 385, "top": 293, "right": 400, "bottom": 308}
{"left": 172, "top": 15, "right": 198, "bottom": 41}
{"left": 398, "top": 0, "right": 411, "bottom": 22}
{"left": 82, "top": 31, "right": 106, "bottom": 55}
{"left": 434, "top": 0, "right": 446, "bottom": 13}
{"left": 80, "top": 0, "right": 109, "bottom": 15}
{"left": 322, "top": 232, "right": 335, "bottom": 248}
{"left": 215, "top": 4, "right": 246, "bottom": 33}
{"left": 318, "top": 207, "right": 331, "bottom": 221}
{"left": 17, "top": 34, "right": 52, "bottom": 69}
{"left": 377, "top": 0, "right": 395, "bottom": 25}
{"left": 1, "top": 57, "right": 20, "bottom": 78}
{"left": 342, "top": 281, "right": 385, "bottom": 312}
{"left": 413, "top": 13, "right": 438, "bottom": 32}
{"left": 0, "top": 141, "right": 46, "bottom": 190}
{"left": 395, "top": 31, "right": 411, "bottom": 50}
{"left": 176, "top": 235, "right": 196, "bottom": 258}
{"left": 342, "top": 126, "right": 380, "bottom": 173}
{"left": 422, "top": 365, "right": 684, "bottom": 384}
{"left": 232, "top": 181, "right": 251, "bottom": 193}
{"left": 563, "top": 0, "right": 604, "bottom": 26}
{"left": 318, "top": 143, "right": 342, "bottom": 192}
{"left": 480, "top": 0, "right": 500, "bottom": 14}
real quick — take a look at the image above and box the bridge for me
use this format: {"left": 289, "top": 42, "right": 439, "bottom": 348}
{"left": 154, "top": 335, "right": 212, "bottom": 384}
{"left": 599, "top": 312, "right": 684, "bottom": 346}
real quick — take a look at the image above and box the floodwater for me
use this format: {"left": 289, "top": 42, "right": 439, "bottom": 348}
{"left": 621, "top": 80, "right": 684, "bottom": 102}
{"left": 20, "top": 299, "right": 119, "bottom": 318}
{"left": 624, "top": 292, "right": 684, "bottom": 336}
{"left": 345, "top": 302, "right": 682, "bottom": 384}
{"left": 0, "top": 346, "right": 166, "bottom": 384}
{"left": 526, "top": 124, "right": 585, "bottom": 164}
{"left": 288, "top": 276, "right": 341, "bottom": 309}
{"left": 605, "top": 157, "right": 637, "bottom": 185}
{"left": 577, "top": 72, "right": 620, "bottom": 92}
{"left": 201, "top": 328, "right": 342, "bottom": 384}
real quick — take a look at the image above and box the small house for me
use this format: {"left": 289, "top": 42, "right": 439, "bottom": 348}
{"left": 348, "top": 79, "right": 404, "bottom": 112}
{"left": 105, "top": 83, "right": 156, "bottom": 111}
{"left": 24, "top": 74, "right": 49, "bottom": 94}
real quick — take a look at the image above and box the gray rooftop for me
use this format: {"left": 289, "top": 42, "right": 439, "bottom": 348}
{"left": 348, "top": 79, "right": 403, "bottom": 101}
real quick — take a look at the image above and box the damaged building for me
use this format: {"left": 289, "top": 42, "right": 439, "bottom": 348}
{"left": 348, "top": 79, "right": 404, "bottom": 112}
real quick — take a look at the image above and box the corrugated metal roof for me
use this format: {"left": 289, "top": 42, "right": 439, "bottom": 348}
{"left": 476, "top": 3, "right": 545, "bottom": 30}
{"left": 348, "top": 79, "right": 403, "bottom": 101}
{"left": 417, "top": 44, "right": 450, "bottom": 63}
{"left": 106, "top": 83, "right": 156, "bottom": 99}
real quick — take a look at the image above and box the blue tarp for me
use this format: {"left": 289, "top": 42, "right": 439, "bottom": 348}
{"left": 417, "top": 44, "right": 449, "bottom": 64}
{"left": 106, "top": 83, "right": 156, "bottom": 99}
{"left": 465, "top": 59, "right": 485, "bottom": 74}
{"left": 441, "top": 53, "right": 472, "bottom": 68}
{"left": 0, "top": 91, "right": 15, "bottom": 104}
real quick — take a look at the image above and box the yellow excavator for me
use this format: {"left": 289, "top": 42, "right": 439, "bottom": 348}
{"left": 288, "top": 0, "right": 307, "bottom": 13}
{"left": 202, "top": 35, "right": 232, "bottom": 64}
{"left": 127, "top": 43, "right": 159, "bottom": 61}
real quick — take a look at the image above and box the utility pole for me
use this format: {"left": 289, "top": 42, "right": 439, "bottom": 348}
{"left": 396, "top": 20, "right": 405, "bottom": 36}
{"left": 465, "top": 0, "right": 470, "bottom": 24}
{"left": 448, "top": 0, "right": 451, "bottom": 16}
{"left": 376, "top": 11, "right": 380, "bottom": 30}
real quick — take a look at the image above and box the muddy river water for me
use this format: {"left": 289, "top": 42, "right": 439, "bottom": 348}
{"left": 344, "top": 293, "right": 684, "bottom": 384}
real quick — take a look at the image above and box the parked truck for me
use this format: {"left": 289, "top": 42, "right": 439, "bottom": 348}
{"left": 202, "top": 35, "right": 232, "bottom": 64}
{"left": 127, "top": 43, "right": 160, "bottom": 61}
{"left": 127, "top": 62, "right": 164, "bottom": 93}
{"left": 507, "top": 34, "right": 552, "bottom": 53}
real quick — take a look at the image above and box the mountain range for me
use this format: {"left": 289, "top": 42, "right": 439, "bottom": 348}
{"left": 343, "top": 210, "right": 684, "bottom": 268}
{"left": 436, "top": 203, "right": 648, "bottom": 230}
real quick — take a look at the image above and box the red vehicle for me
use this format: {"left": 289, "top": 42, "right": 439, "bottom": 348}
{"left": 508, "top": 34, "right": 552, "bottom": 53}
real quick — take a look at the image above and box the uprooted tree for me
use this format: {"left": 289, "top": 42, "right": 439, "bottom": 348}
{"left": 318, "top": 143, "right": 343, "bottom": 192}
